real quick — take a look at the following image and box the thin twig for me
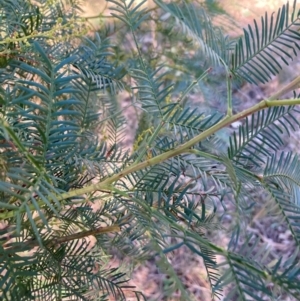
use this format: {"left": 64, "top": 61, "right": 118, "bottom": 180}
{"left": 2, "top": 225, "right": 120, "bottom": 254}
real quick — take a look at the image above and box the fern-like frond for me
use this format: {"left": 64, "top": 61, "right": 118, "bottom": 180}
{"left": 216, "top": 234, "right": 300, "bottom": 300}
{"left": 0, "top": 38, "right": 127, "bottom": 239}
{"left": 228, "top": 105, "right": 300, "bottom": 168}
{"left": 0, "top": 227, "right": 39, "bottom": 300}
{"left": 72, "top": 35, "right": 125, "bottom": 93}
{"left": 230, "top": 0, "right": 300, "bottom": 84}
{"left": 166, "top": 107, "right": 224, "bottom": 143}
{"left": 108, "top": 0, "right": 150, "bottom": 31}
{"left": 27, "top": 241, "right": 128, "bottom": 300}
{"left": 154, "top": 0, "right": 229, "bottom": 68}
{"left": 131, "top": 66, "right": 173, "bottom": 117}
{"left": 263, "top": 152, "right": 300, "bottom": 245}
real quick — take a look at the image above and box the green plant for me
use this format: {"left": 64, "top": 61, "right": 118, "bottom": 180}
{"left": 1, "top": 0, "right": 300, "bottom": 300}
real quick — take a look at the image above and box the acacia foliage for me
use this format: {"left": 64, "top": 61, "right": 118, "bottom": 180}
{"left": 1, "top": 0, "right": 300, "bottom": 300}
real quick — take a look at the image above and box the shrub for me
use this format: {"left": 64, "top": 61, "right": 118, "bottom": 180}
{"left": 1, "top": 0, "right": 300, "bottom": 300}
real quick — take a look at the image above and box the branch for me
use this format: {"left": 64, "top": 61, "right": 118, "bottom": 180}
{"left": 268, "top": 74, "right": 300, "bottom": 100}
{"left": 55, "top": 97, "right": 300, "bottom": 199}
{"left": 2, "top": 225, "right": 120, "bottom": 254}
{"left": 1, "top": 96, "right": 300, "bottom": 220}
